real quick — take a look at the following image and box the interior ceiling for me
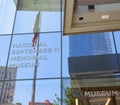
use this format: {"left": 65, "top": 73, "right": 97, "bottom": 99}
{"left": 16, "top": 0, "right": 61, "bottom": 11}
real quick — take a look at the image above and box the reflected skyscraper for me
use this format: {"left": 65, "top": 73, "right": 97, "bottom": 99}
{"left": 69, "top": 32, "right": 112, "bottom": 56}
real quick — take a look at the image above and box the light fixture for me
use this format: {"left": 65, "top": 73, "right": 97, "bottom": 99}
{"left": 75, "top": 98, "right": 79, "bottom": 105}
{"left": 63, "top": 0, "right": 120, "bottom": 35}
{"left": 105, "top": 98, "right": 111, "bottom": 105}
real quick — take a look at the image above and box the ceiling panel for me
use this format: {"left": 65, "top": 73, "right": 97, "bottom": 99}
{"left": 15, "top": 0, "right": 61, "bottom": 11}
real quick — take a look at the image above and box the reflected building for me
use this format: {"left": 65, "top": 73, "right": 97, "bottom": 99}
{"left": 0, "top": 66, "right": 17, "bottom": 105}
{"left": 69, "top": 32, "right": 112, "bottom": 57}
{"left": 29, "top": 100, "right": 52, "bottom": 105}
{"left": 69, "top": 32, "right": 115, "bottom": 75}
{"left": 68, "top": 32, "right": 119, "bottom": 75}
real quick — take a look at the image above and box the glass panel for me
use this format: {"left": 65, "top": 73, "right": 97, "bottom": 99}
{"left": 13, "top": 81, "right": 32, "bottom": 105}
{"left": 8, "top": 34, "right": 34, "bottom": 79}
{"left": 37, "top": 32, "right": 61, "bottom": 78}
{"left": 13, "top": 11, "right": 38, "bottom": 34}
{"left": 112, "top": 31, "right": 120, "bottom": 72}
{"left": 63, "top": 77, "right": 120, "bottom": 105}
{"left": 113, "top": 31, "right": 120, "bottom": 53}
{"left": 2, "top": 67, "right": 17, "bottom": 81}
{"left": 0, "top": 80, "right": 32, "bottom": 105}
{"left": 14, "top": 0, "right": 61, "bottom": 34}
{"left": 0, "top": 35, "right": 11, "bottom": 67}
{"left": 35, "top": 79, "right": 60, "bottom": 105}
{"left": 0, "top": 0, "right": 16, "bottom": 35}
{"left": 62, "top": 32, "right": 117, "bottom": 77}
{"left": 62, "top": 35, "right": 70, "bottom": 77}
{"left": 8, "top": 32, "right": 60, "bottom": 79}
{"left": 40, "top": 11, "right": 61, "bottom": 32}
{"left": 0, "top": 81, "right": 16, "bottom": 104}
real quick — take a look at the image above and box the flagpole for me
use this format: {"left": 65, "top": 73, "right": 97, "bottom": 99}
{"left": 31, "top": 11, "right": 41, "bottom": 105}
{"left": 31, "top": 39, "right": 39, "bottom": 105}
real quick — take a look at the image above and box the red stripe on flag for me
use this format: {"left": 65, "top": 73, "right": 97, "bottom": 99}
{"left": 32, "top": 33, "right": 39, "bottom": 47}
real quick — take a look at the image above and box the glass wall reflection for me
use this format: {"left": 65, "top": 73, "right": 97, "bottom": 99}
{"left": 1, "top": 0, "right": 120, "bottom": 105}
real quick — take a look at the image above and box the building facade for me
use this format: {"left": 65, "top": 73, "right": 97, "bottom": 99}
{"left": 0, "top": 66, "right": 17, "bottom": 104}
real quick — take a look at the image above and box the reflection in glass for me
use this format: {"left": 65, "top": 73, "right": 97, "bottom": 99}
{"left": 63, "top": 77, "right": 120, "bottom": 105}
{"left": 13, "top": 81, "right": 32, "bottom": 105}
{"left": 8, "top": 32, "right": 61, "bottom": 79}
{"left": 69, "top": 32, "right": 112, "bottom": 57}
{"left": 14, "top": 4, "right": 61, "bottom": 34}
{"left": 113, "top": 31, "right": 120, "bottom": 53}
{"left": 0, "top": 81, "right": 16, "bottom": 104}
{"left": 0, "top": 0, "right": 16, "bottom": 34}
{"left": 40, "top": 11, "right": 61, "bottom": 32}
{"left": 0, "top": 36, "right": 11, "bottom": 67}
{"left": 62, "top": 35, "right": 69, "bottom": 77}
{"left": 13, "top": 11, "right": 38, "bottom": 34}
{"left": 35, "top": 79, "right": 60, "bottom": 105}
{"left": 8, "top": 34, "right": 35, "bottom": 79}
{"left": 37, "top": 32, "right": 61, "bottom": 78}
{"left": 1, "top": 0, "right": 120, "bottom": 105}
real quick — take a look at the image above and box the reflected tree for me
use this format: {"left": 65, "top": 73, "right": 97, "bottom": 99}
{"left": 53, "top": 86, "right": 83, "bottom": 105}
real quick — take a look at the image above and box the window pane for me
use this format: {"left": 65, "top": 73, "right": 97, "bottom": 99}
{"left": 62, "top": 35, "right": 69, "bottom": 77}
{"left": 0, "top": 0, "right": 16, "bottom": 34}
{"left": 35, "top": 79, "right": 60, "bottom": 105}
{"left": 14, "top": 0, "right": 61, "bottom": 34}
{"left": 0, "top": 81, "right": 16, "bottom": 104}
{"left": 0, "top": 35, "right": 11, "bottom": 67}
{"left": 14, "top": 11, "right": 37, "bottom": 34}
{"left": 37, "top": 32, "right": 61, "bottom": 78}
{"left": 8, "top": 34, "right": 34, "bottom": 79}
{"left": 113, "top": 31, "right": 120, "bottom": 53}
{"left": 8, "top": 32, "right": 61, "bottom": 79}
{"left": 62, "top": 32, "right": 114, "bottom": 77}
{"left": 40, "top": 11, "right": 61, "bottom": 32}
{"left": 0, "top": 80, "right": 32, "bottom": 105}
{"left": 13, "top": 81, "right": 32, "bottom": 105}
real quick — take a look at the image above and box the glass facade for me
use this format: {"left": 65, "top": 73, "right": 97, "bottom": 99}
{"left": 0, "top": 0, "right": 120, "bottom": 105}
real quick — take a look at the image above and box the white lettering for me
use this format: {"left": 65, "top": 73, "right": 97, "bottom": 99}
{"left": 84, "top": 91, "right": 119, "bottom": 97}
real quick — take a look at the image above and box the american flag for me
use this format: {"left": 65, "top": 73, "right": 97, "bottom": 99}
{"left": 32, "top": 12, "right": 40, "bottom": 48}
